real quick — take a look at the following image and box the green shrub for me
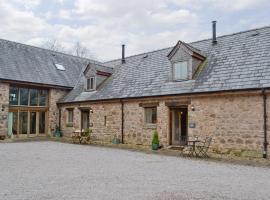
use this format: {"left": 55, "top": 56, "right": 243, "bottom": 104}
{"left": 152, "top": 130, "right": 159, "bottom": 145}
{"left": 83, "top": 128, "right": 92, "bottom": 137}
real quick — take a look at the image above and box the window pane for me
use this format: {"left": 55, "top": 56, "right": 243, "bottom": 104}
{"left": 90, "top": 78, "right": 94, "bottom": 89}
{"left": 87, "top": 79, "right": 91, "bottom": 90}
{"left": 19, "top": 112, "right": 28, "bottom": 134}
{"left": 68, "top": 110, "right": 73, "bottom": 123}
{"left": 145, "top": 107, "right": 157, "bottom": 124}
{"left": 38, "top": 90, "right": 48, "bottom": 106}
{"left": 30, "top": 89, "right": 38, "bottom": 106}
{"left": 152, "top": 108, "right": 157, "bottom": 123}
{"left": 174, "top": 62, "right": 188, "bottom": 80}
{"left": 39, "top": 112, "right": 46, "bottom": 134}
{"left": 20, "top": 88, "right": 29, "bottom": 105}
{"left": 9, "top": 87, "right": 19, "bottom": 105}
{"left": 9, "top": 112, "right": 18, "bottom": 135}
{"left": 30, "top": 112, "right": 36, "bottom": 134}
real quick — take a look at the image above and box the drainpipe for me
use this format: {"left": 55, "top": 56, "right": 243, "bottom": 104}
{"left": 262, "top": 89, "right": 268, "bottom": 158}
{"left": 120, "top": 99, "right": 124, "bottom": 144}
{"left": 59, "top": 108, "right": 62, "bottom": 132}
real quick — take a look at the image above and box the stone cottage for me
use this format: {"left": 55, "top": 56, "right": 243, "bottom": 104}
{"left": 0, "top": 23, "right": 270, "bottom": 157}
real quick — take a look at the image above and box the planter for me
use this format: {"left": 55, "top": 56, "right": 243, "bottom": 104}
{"left": 152, "top": 143, "right": 159, "bottom": 150}
{"left": 112, "top": 138, "right": 121, "bottom": 144}
{"left": 54, "top": 130, "right": 62, "bottom": 138}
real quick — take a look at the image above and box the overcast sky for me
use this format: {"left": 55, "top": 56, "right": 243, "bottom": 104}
{"left": 0, "top": 0, "right": 269, "bottom": 61}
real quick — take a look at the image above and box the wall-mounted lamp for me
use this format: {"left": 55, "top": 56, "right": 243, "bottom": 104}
{"left": 89, "top": 108, "right": 93, "bottom": 113}
{"left": 191, "top": 105, "right": 195, "bottom": 111}
{"left": 1, "top": 105, "right": 5, "bottom": 112}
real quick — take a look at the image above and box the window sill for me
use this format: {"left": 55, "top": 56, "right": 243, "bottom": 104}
{"left": 143, "top": 123, "right": 157, "bottom": 129}
{"left": 173, "top": 78, "right": 189, "bottom": 82}
{"left": 66, "top": 123, "right": 73, "bottom": 128}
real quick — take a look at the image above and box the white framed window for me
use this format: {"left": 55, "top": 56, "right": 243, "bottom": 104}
{"left": 173, "top": 61, "right": 188, "bottom": 80}
{"left": 86, "top": 77, "right": 96, "bottom": 90}
{"left": 144, "top": 107, "right": 157, "bottom": 124}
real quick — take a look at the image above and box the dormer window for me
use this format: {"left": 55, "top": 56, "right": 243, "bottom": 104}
{"left": 86, "top": 77, "right": 96, "bottom": 90}
{"left": 173, "top": 61, "right": 188, "bottom": 80}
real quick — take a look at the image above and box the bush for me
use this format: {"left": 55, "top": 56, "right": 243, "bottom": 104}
{"left": 83, "top": 128, "right": 92, "bottom": 137}
{"left": 152, "top": 130, "right": 159, "bottom": 145}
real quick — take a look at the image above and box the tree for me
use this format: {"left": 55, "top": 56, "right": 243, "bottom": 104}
{"left": 42, "top": 39, "right": 66, "bottom": 53}
{"left": 41, "top": 39, "right": 95, "bottom": 60}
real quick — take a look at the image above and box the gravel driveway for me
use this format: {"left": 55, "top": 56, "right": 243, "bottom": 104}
{"left": 0, "top": 141, "right": 270, "bottom": 200}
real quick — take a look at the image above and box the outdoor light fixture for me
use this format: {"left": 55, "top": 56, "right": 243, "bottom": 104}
{"left": 1, "top": 105, "right": 5, "bottom": 112}
{"left": 191, "top": 105, "right": 195, "bottom": 111}
{"left": 89, "top": 108, "right": 93, "bottom": 113}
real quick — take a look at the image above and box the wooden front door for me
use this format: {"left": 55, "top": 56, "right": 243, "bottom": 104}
{"left": 171, "top": 108, "right": 188, "bottom": 145}
{"left": 81, "top": 110, "right": 89, "bottom": 130}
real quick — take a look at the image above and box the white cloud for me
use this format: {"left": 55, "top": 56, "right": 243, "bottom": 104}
{"left": 59, "top": 10, "right": 71, "bottom": 19}
{"left": 0, "top": 0, "right": 268, "bottom": 61}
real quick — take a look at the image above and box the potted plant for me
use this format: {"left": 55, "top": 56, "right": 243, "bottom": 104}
{"left": 112, "top": 135, "right": 121, "bottom": 144}
{"left": 152, "top": 130, "right": 160, "bottom": 150}
{"left": 53, "top": 125, "right": 62, "bottom": 137}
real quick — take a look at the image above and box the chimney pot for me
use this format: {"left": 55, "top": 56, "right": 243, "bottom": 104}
{"left": 121, "top": 44, "right": 125, "bottom": 64}
{"left": 212, "top": 21, "right": 217, "bottom": 44}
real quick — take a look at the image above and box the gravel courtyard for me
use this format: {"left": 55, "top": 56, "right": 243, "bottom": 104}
{"left": 0, "top": 142, "right": 270, "bottom": 200}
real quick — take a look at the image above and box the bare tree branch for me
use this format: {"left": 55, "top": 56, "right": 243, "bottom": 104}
{"left": 41, "top": 39, "right": 96, "bottom": 60}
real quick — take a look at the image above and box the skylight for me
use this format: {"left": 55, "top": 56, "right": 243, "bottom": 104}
{"left": 55, "top": 63, "right": 65, "bottom": 71}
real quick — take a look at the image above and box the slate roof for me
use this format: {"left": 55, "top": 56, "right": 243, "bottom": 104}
{"left": 60, "top": 26, "right": 270, "bottom": 103}
{"left": 0, "top": 39, "right": 108, "bottom": 88}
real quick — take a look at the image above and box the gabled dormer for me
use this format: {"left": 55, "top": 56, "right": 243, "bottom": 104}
{"left": 83, "top": 63, "right": 113, "bottom": 92}
{"left": 167, "top": 41, "right": 205, "bottom": 81}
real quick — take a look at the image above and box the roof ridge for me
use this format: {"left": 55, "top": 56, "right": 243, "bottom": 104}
{"left": 103, "top": 46, "right": 173, "bottom": 64}
{"left": 0, "top": 38, "right": 101, "bottom": 64}
{"left": 104, "top": 25, "right": 270, "bottom": 64}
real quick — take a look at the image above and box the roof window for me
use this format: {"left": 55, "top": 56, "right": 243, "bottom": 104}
{"left": 55, "top": 63, "right": 65, "bottom": 71}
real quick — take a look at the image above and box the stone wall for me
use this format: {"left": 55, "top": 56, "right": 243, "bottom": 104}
{"left": 0, "top": 82, "right": 9, "bottom": 136}
{"left": 59, "top": 91, "right": 268, "bottom": 152}
{"left": 48, "top": 89, "right": 68, "bottom": 135}
{"left": 60, "top": 102, "right": 122, "bottom": 142}
{"left": 188, "top": 93, "right": 264, "bottom": 151}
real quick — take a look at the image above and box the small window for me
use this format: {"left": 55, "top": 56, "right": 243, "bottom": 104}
{"left": 55, "top": 63, "right": 65, "bottom": 71}
{"left": 174, "top": 61, "right": 188, "bottom": 80}
{"left": 87, "top": 77, "right": 95, "bottom": 90}
{"left": 67, "top": 109, "right": 74, "bottom": 123}
{"left": 145, "top": 107, "right": 157, "bottom": 124}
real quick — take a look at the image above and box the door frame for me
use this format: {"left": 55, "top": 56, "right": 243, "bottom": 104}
{"left": 8, "top": 107, "right": 48, "bottom": 137}
{"left": 169, "top": 106, "right": 188, "bottom": 145}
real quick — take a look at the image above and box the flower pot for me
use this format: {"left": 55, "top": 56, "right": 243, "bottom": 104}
{"left": 54, "top": 130, "right": 62, "bottom": 138}
{"left": 152, "top": 143, "right": 159, "bottom": 150}
{"left": 112, "top": 138, "right": 121, "bottom": 144}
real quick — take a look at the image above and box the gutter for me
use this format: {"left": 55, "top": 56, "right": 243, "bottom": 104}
{"left": 120, "top": 100, "right": 124, "bottom": 144}
{"left": 262, "top": 89, "right": 268, "bottom": 158}
{"left": 57, "top": 87, "right": 268, "bottom": 105}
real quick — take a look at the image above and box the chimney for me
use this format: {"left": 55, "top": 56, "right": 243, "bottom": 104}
{"left": 121, "top": 44, "right": 125, "bottom": 64}
{"left": 212, "top": 21, "right": 217, "bottom": 44}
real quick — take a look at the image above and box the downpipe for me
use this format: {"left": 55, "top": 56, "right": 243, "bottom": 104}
{"left": 120, "top": 100, "right": 124, "bottom": 144}
{"left": 262, "top": 89, "right": 268, "bottom": 158}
